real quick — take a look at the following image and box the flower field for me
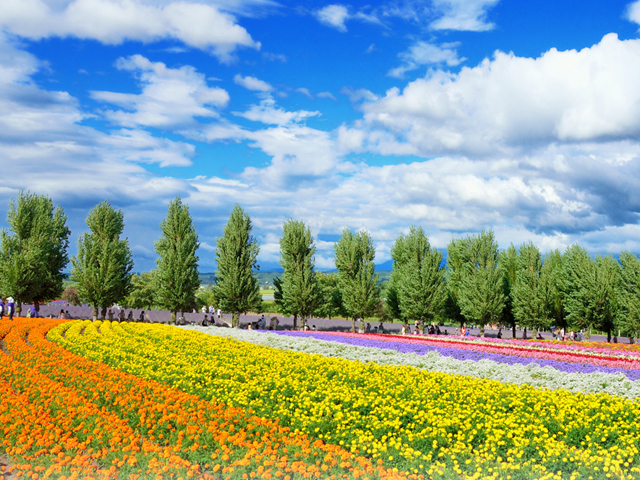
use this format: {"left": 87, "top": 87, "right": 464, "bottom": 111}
{"left": 0, "top": 318, "right": 406, "bottom": 480}
{"left": 41, "top": 320, "right": 640, "bottom": 479}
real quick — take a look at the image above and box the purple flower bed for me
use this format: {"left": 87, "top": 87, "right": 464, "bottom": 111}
{"left": 273, "top": 330, "right": 640, "bottom": 381}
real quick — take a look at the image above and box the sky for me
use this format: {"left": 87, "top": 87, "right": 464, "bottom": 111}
{"left": 2, "top": 0, "right": 640, "bottom": 272}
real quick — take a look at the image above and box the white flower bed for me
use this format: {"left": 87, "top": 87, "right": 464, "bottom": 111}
{"left": 179, "top": 325, "right": 640, "bottom": 399}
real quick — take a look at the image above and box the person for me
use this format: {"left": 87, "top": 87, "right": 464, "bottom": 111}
{"left": 260, "top": 315, "right": 266, "bottom": 329}
{"left": 118, "top": 309, "right": 125, "bottom": 323}
{"left": 29, "top": 304, "right": 37, "bottom": 318}
{"left": 365, "top": 322, "right": 371, "bottom": 333}
{"left": 460, "top": 325, "right": 467, "bottom": 337}
{"left": 373, "top": 326, "right": 378, "bottom": 334}
{"left": 444, "top": 329, "right": 448, "bottom": 335}
{"left": 312, "top": 324, "right": 317, "bottom": 331}
{"left": 201, "top": 305, "right": 207, "bottom": 313}
{"left": 217, "top": 308, "right": 222, "bottom": 320}
{"left": 178, "top": 313, "right": 186, "bottom": 325}
{"left": 59, "top": 308, "right": 66, "bottom": 319}
{"left": 209, "top": 305, "right": 214, "bottom": 315}
{"left": 401, "top": 324, "right": 406, "bottom": 335}
{"left": 537, "top": 332, "right": 543, "bottom": 340}
{"left": 378, "top": 321, "right": 384, "bottom": 334}
{"left": 127, "top": 310, "right": 133, "bottom": 322}
{"left": 7, "top": 297, "right": 15, "bottom": 320}
{"left": 108, "top": 309, "right": 114, "bottom": 321}
{"left": 497, "top": 328, "right": 503, "bottom": 339}
{"left": 0, "top": 298, "right": 4, "bottom": 319}
{"left": 203, "top": 314, "right": 208, "bottom": 326}
{"left": 139, "top": 310, "right": 146, "bottom": 323}
{"left": 65, "top": 310, "right": 70, "bottom": 319}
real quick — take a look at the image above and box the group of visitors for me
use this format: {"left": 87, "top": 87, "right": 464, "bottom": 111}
{"left": 0, "top": 297, "right": 15, "bottom": 320}
{"left": 364, "top": 322, "right": 385, "bottom": 334}
{"left": 248, "top": 314, "right": 280, "bottom": 330}
{"left": 553, "top": 328, "right": 584, "bottom": 341}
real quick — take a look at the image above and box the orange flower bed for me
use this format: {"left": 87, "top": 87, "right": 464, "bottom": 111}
{"left": 0, "top": 318, "right": 411, "bottom": 480}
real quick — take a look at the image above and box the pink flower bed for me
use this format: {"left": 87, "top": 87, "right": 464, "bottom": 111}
{"left": 319, "top": 331, "right": 640, "bottom": 371}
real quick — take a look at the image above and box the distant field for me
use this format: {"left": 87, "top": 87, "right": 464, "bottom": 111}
{"left": 260, "top": 289, "right": 274, "bottom": 295}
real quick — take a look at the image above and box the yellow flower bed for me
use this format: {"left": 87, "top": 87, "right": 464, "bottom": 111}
{"left": 52, "top": 321, "right": 640, "bottom": 480}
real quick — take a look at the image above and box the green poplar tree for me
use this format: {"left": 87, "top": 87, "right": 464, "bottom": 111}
{"left": 214, "top": 204, "right": 261, "bottom": 327}
{"left": 563, "top": 245, "right": 619, "bottom": 340}
{"left": 0, "top": 191, "right": 70, "bottom": 314}
{"left": 618, "top": 251, "right": 640, "bottom": 342}
{"left": 500, "top": 243, "right": 518, "bottom": 337}
{"left": 154, "top": 198, "right": 200, "bottom": 324}
{"left": 389, "top": 226, "right": 445, "bottom": 333}
{"left": 512, "top": 242, "right": 551, "bottom": 335}
{"left": 334, "top": 228, "right": 380, "bottom": 333}
{"left": 276, "top": 219, "right": 319, "bottom": 330}
{"left": 71, "top": 201, "right": 134, "bottom": 320}
{"left": 124, "top": 271, "right": 157, "bottom": 310}
{"left": 444, "top": 236, "right": 470, "bottom": 327}
{"left": 457, "top": 230, "right": 505, "bottom": 337}
{"left": 313, "top": 272, "right": 346, "bottom": 319}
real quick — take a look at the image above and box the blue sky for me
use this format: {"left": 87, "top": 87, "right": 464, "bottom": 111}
{"left": 2, "top": 0, "right": 640, "bottom": 272}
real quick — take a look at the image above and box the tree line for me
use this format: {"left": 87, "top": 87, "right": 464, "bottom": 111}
{"left": 2, "top": 191, "right": 640, "bottom": 341}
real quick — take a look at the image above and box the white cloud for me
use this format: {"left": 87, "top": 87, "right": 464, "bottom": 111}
{"left": 626, "top": 0, "right": 640, "bottom": 26}
{"left": 430, "top": 0, "right": 499, "bottom": 31}
{"left": 91, "top": 55, "right": 229, "bottom": 129}
{"left": 340, "top": 86, "right": 378, "bottom": 102}
{"left": 233, "top": 98, "right": 320, "bottom": 125}
{"left": 296, "top": 87, "right": 313, "bottom": 99}
{"left": 0, "top": 0, "right": 260, "bottom": 62}
{"left": 315, "top": 4, "right": 350, "bottom": 32}
{"left": 355, "top": 34, "right": 640, "bottom": 157}
{"left": 388, "top": 41, "right": 466, "bottom": 78}
{"left": 262, "top": 51, "right": 287, "bottom": 62}
{"left": 317, "top": 91, "right": 337, "bottom": 101}
{"left": 233, "top": 73, "right": 273, "bottom": 92}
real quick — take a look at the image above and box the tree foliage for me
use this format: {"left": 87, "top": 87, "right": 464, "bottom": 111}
{"left": 275, "top": 219, "right": 319, "bottom": 329}
{"left": 389, "top": 226, "right": 445, "bottom": 332}
{"left": 562, "top": 245, "right": 619, "bottom": 339}
{"left": 71, "top": 201, "right": 133, "bottom": 319}
{"left": 334, "top": 229, "right": 380, "bottom": 332}
{"left": 124, "top": 271, "right": 157, "bottom": 310}
{"left": 0, "top": 191, "right": 70, "bottom": 312}
{"left": 214, "top": 204, "right": 261, "bottom": 327}
{"left": 512, "top": 242, "right": 551, "bottom": 333}
{"left": 456, "top": 230, "right": 505, "bottom": 336}
{"left": 313, "top": 272, "right": 346, "bottom": 319}
{"left": 154, "top": 198, "right": 200, "bottom": 323}
{"left": 618, "top": 251, "right": 640, "bottom": 341}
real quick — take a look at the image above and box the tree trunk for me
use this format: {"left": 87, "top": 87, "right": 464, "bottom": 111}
{"left": 34, "top": 300, "right": 40, "bottom": 317}
{"left": 479, "top": 321, "right": 485, "bottom": 337}
{"left": 101, "top": 307, "right": 107, "bottom": 321}
{"left": 523, "top": 327, "right": 527, "bottom": 340}
{"left": 607, "top": 329, "right": 612, "bottom": 343}
{"left": 232, "top": 312, "right": 239, "bottom": 328}
{"left": 293, "top": 314, "right": 298, "bottom": 330}
{"left": 15, "top": 302, "right": 22, "bottom": 316}
{"left": 170, "top": 311, "right": 176, "bottom": 325}
{"left": 419, "top": 320, "right": 425, "bottom": 335}
{"left": 92, "top": 305, "right": 98, "bottom": 321}
{"left": 512, "top": 322, "right": 516, "bottom": 339}
{"left": 359, "top": 318, "right": 365, "bottom": 333}
{"left": 586, "top": 327, "right": 592, "bottom": 340}
{"left": 351, "top": 317, "right": 356, "bottom": 333}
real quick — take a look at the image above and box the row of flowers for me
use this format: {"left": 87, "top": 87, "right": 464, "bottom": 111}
{"left": 184, "top": 327, "right": 640, "bottom": 396}
{"left": 54, "top": 320, "right": 640, "bottom": 479}
{"left": 390, "top": 333, "right": 640, "bottom": 360}
{"left": 1, "top": 318, "right": 402, "bottom": 480}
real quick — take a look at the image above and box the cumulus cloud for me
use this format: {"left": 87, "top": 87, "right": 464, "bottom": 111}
{"left": 315, "top": 4, "right": 350, "bottom": 31}
{"left": 296, "top": 87, "right": 313, "bottom": 99}
{"left": 91, "top": 55, "right": 229, "bottom": 129}
{"left": 388, "top": 41, "right": 466, "bottom": 78}
{"left": 233, "top": 98, "right": 320, "bottom": 125}
{"left": 233, "top": 73, "right": 273, "bottom": 92}
{"left": 430, "top": 0, "right": 499, "bottom": 31}
{"left": 626, "top": 0, "right": 640, "bottom": 26}
{"left": 0, "top": 0, "right": 260, "bottom": 62}
{"left": 354, "top": 34, "right": 640, "bottom": 157}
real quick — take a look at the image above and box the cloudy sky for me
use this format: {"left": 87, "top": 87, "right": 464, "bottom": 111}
{"left": 2, "top": 0, "right": 640, "bottom": 272}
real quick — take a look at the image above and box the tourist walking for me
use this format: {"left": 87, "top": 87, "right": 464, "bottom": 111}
{"left": 7, "top": 297, "right": 14, "bottom": 320}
